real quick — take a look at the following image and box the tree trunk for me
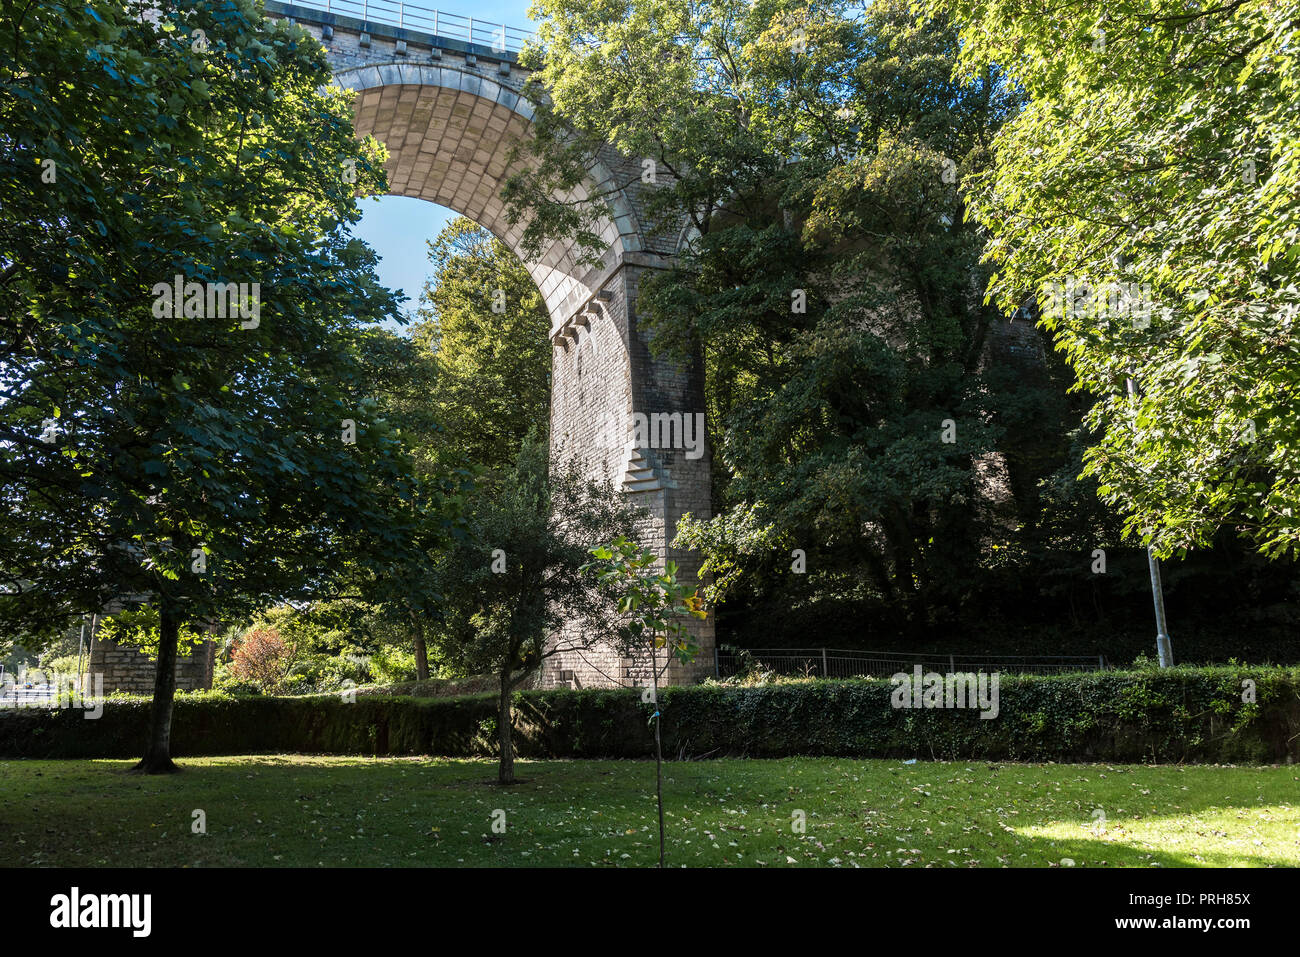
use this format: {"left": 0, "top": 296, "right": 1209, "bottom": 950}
{"left": 884, "top": 509, "right": 921, "bottom": 634}
{"left": 497, "top": 670, "right": 514, "bottom": 785}
{"left": 651, "top": 638, "right": 665, "bottom": 868}
{"left": 411, "top": 610, "right": 429, "bottom": 681}
{"left": 133, "top": 597, "right": 181, "bottom": 774}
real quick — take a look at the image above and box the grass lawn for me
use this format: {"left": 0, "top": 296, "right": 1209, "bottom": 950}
{"left": 2, "top": 755, "right": 1297, "bottom": 867}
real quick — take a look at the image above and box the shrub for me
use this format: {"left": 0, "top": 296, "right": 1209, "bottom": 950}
{"left": 210, "top": 664, "right": 263, "bottom": 697}
{"left": 230, "top": 627, "right": 289, "bottom": 692}
{"left": 39, "top": 655, "right": 83, "bottom": 678}
{"left": 3, "top": 666, "right": 1297, "bottom": 764}
{"left": 368, "top": 645, "right": 416, "bottom": 685}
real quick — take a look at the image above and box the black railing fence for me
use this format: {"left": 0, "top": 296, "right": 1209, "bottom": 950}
{"left": 714, "top": 648, "right": 1107, "bottom": 680}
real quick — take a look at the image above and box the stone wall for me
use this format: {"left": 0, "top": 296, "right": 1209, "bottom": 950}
{"left": 88, "top": 638, "right": 215, "bottom": 696}
{"left": 541, "top": 261, "right": 716, "bottom": 690}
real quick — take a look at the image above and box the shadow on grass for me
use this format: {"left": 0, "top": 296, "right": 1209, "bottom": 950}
{"left": 3, "top": 756, "right": 1295, "bottom": 868}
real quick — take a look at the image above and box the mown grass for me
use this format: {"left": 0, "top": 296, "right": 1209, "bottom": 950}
{"left": 3, "top": 756, "right": 1297, "bottom": 867}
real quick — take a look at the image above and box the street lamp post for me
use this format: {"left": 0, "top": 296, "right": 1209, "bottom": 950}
{"left": 1126, "top": 374, "right": 1174, "bottom": 667}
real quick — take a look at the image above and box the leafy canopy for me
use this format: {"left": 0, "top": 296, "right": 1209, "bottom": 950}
{"left": 920, "top": 0, "right": 1300, "bottom": 559}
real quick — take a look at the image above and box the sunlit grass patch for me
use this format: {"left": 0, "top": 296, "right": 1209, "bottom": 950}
{"left": 3, "top": 756, "right": 1296, "bottom": 867}
{"left": 1016, "top": 803, "right": 1300, "bottom": 868}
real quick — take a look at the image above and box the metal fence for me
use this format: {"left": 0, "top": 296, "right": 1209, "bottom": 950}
{"left": 714, "top": 648, "right": 1107, "bottom": 680}
{"left": 281, "top": 0, "right": 536, "bottom": 52}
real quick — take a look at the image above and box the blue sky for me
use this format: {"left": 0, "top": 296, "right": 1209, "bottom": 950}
{"left": 351, "top": 195, "right": 455, "bottom": 324}
{"left": 335, "top": 0, "right": 540, "bottom": 328}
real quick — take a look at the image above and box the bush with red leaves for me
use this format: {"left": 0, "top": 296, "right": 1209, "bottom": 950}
{"left": 230, "top": 627, "right": 289, "bottom": 692}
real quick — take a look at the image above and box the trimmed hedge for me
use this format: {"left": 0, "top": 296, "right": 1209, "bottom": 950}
{"left": 3, "top": 667, "right": 1298, "bottom": 763}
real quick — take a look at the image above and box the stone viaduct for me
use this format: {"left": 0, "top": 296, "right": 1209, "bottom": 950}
{"left": 263, "top": 2, "right": 715, "bottom": 688}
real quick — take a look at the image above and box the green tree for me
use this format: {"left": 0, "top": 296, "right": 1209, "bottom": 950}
{"left": 345, "top": 326, "right": 462, "bottom": 682}
{"left": 0, "top": 1, "right": 446, "bottom": 771}
{"left": 516, "top": 0, "right": 1037, "bottom": 634}
{"left": 582, "top": 536, "right": 707, "bottom": 868}
{"left": 430, "top": 436, "right": 640, "bottom": 785}
{"left": 378, "top": 217, "right": 555, "bottom": 686}
{"left": 97, "top": 606, "right": 207, "bottom": 660}
{"left": 921, "top": 0, "right": 1300, "bottom": 559}
{"left": 352, "top": 216, "right": 555, "bottom": 680}
{"left": 412, "top": 217, "right": 552, "bottom": 476}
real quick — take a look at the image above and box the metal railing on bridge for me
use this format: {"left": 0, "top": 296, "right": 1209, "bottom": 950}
{"left": 282, "top": 0, "right": 536, "bottom": 53}
{"left": 714, "top": 647, "right": 1108, "bottom": 680}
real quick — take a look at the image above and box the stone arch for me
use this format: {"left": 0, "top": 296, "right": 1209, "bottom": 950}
{"left": 331, "top": 62, "right": 645, "bottom": 328}
{"left": 268, "top": 2, "right": 714, "bottom": 687}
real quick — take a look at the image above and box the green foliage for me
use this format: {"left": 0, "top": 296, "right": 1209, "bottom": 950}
{"left": 583, "top": 536, "right": 708, "bottom": 666}
{"left": 98, "top": 605, "right": 207, "bottom": 659}
{"left": 38, "top": 655, "right": 82, "bottom": 679}
{"left": 922, "top": 0, "right": 1300, "bottom": 559}
{"left": 431, "top": 438, "right": 640, "bottom": 682}
{"left": 0, "top": 0, "right": 447, "bottom": 641}
{"left": 252, "top": 216, "right": 557, "bottom": 694}
{"left": 674, "top": 505, "right": 785, "bottom": 606}
{"left": 5, "top": 666, "right": 1295, "bottom": 764}
{"left": 229, "top": 600, "right": 419, "bottom": 694}
{"left": 356, "top": 325, "right": 444, "bottom": 482}
{"left": 428, "top": 434, "right": 641, "bottom": 782}
{"left": 365, "top": 644, "right": 416, "bottom": 685}
{"left": 0, "top": 2, "right": 465, "bottom": 770}
{"left": 411, "top": 217, "right": 552, "bottom": 477}
{"left": 210, "top": 666, "right": 263, "bottom": 697}
{"left": 518, "top": 0, "right": 1300, "bottom": 650}
{"left": 517, "top": 0, "right": 1051, "bottom": 636}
